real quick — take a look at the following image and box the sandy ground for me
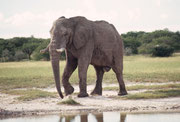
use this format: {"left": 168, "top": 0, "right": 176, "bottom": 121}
{"left": 0, "top": 82, "right": 180, "bottom": 118}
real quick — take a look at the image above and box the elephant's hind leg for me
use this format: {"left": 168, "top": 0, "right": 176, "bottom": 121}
{"left": 62, "top": 55, "right": 77, "bottom": 96}
{"left": 91, "top": 66, "right": 104, "bottom": 95}
{"left": 112, "top": 66, "right": 127, "bottom": 96}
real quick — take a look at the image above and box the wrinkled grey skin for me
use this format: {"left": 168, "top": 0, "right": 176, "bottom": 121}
{"left": 41, "top": 16, "right": 127, "bottom": 99}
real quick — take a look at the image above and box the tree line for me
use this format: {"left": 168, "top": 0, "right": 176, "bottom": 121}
{"left": 0, "top": 29, "right": 180, "bottom": 62}
{"left": 122, "top": 29, "right": 180, "bottom": 56}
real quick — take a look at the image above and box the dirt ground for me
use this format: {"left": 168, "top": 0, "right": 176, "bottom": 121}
{"left": 0, "top": 82, "right": 180, "bottom": 118}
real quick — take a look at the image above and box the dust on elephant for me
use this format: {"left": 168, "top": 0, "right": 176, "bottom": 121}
{"left": 41, "top": 16, "right": 127, "bottom": 98}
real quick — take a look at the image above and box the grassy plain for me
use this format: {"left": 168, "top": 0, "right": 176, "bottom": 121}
{"left": 123, "top": 88, "right": 180, "bottom": 99}
{"left": 0, "top": 54, "right": 180, "bottom": 100}
{"left": 2, "top": 89, "right": 56, "bottom": 101}
{"left": 104, "top": 83, "right": 180, "bottom": 91}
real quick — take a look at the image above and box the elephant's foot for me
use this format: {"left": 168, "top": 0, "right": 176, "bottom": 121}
{"left": 65, "top": 85, "right": 74, "bottom": 96}
{"left": 118, "top": 90, "right": 128, "bottom": 96}
{"left": 78, "top": 92, "right": 89, "bottom": 98}
{"left": 90, "top": 89, "right": 102, "bottom": 95}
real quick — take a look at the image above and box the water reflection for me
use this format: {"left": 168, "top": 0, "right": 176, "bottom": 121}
{"left": 120, "top": 114, "right": 126, "bottom": 122}
{"left": 59, "top": 112, "right": 126, "bottom": 122}
{"left": 1, "top": 112, "right": 180, "bottom": 122}
{"left": 94, "top": 114, "right": 103, "bottom": 122}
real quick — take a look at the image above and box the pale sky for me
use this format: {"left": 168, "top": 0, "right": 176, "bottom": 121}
{"left": 0, "top": 0, "right": 179, "bottom": 38}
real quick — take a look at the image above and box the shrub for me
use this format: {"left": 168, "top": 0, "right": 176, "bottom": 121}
{"left": 1, "top": 49, "right": 13, "bottom": 62}
{"left": 14, "top": 50, "right": 27, "bottom": 61}
{"left": 138, "top": 43, "right": 154, "bottom": 54}
{"left": 124, "top": 47, "right": 132, "bottom": 56}
{"left": 152, "top": 44, "right": 174, "bottom": 57}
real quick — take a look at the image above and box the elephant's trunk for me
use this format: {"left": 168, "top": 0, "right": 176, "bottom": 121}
{"left": 50, "top": 42, "right": 64, "bottom": 99}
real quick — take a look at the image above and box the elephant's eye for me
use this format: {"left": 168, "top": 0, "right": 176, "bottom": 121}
{"left": 62, "top": 32, "right": 68, "bottom": 36}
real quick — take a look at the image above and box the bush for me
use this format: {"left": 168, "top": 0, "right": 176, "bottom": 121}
{"left": 138, "top": 43, "right": 154, "bottom": 54}
{"left": 152, "top": 44, "right": 174, "bottom": 57}
{"left": 0, "top": 49, "right": 13, "bottom": 62}
{"left": 124, "top": 47, "right": 133, "bottom": 56}
{"left": 14, "top": 50, "right": 27, "bottom": 61}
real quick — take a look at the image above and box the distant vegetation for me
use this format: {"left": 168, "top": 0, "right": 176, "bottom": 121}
{"left": 122, "top": 29, "right": 180, "bottom": 56}
{"left": 0, "top": 36, "right": 50, "bottom": 62}
{"left": 0, "top": 29, "right": 180, "bottom": 62}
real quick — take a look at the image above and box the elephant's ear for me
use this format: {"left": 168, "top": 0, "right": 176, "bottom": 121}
{"left": 73, "top": 26, "right": 89, "bottom": 49}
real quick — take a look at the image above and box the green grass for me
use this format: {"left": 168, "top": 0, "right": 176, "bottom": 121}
{"left": 123, "top": 54, "right": 180, "bottom": 82}
{"left": 104, "top": 83, "right": 180, "bottom": 91}
{"left": 0, "top": 61, "right": 55, "bottom": 90}
{"left": 2, "top": 89, "right": 56, "bottom": 101}
{"left": 105, "top": 83, "right": 180, "bottom": 99}
{"left": 0, "top": 54, "right": 180, "bottom": 91}
{"left": 123, "top": 88, "right": 180, "bottom": 99}
{"left": 58, "top": 98, "right": 80, "bottom": 105}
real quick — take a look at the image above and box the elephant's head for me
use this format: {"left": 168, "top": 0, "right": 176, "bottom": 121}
{"left": 50, "top": 17, "right": 72, "bottom": 52}
{"left": 48, "top": 17, "right": 71, "bottom": 99}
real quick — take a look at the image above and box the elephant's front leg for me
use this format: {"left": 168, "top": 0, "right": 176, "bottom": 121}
{"left": 62, "top": 55, "right": 78, "bottom": 96}
{"left": 77, "top": 58, "right": 89, "bottom": 97}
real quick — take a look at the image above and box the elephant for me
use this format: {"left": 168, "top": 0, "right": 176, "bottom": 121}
{"left": 41, "top": 16, "right": 127, "bottom": 98}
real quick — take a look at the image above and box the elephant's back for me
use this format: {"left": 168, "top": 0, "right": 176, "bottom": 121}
{"left": 90, "top": 20, "right": 123, "bottom": 67}
{"left": 92, "top": 20, "right": 120, "bottom": 52}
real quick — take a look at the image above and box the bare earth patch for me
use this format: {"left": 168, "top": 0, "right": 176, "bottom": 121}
{"left": 1, "top": 82, "right": 180, "bottom": 118}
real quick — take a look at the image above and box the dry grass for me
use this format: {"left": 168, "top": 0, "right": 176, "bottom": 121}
{"left": 123, "top": 88, "right": 180, "bottom": 99}
{"left": 104, "top": 83, "right": 180, "bottom": 91}
{"left": 2, "top": 89, "right": 56, "bottom": 101}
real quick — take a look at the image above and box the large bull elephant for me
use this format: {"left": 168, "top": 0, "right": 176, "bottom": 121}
{"left": 41, "top": 16, "right": 127, "bottom": 98}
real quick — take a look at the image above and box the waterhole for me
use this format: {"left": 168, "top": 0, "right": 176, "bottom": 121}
{"left": 1, "top": 112, "right": 180, "bottom": 122}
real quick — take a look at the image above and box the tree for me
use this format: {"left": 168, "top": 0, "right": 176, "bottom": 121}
{"left": 0, "top": 38, "right": 6, "bottom": 57}
{"left": 122, "top": 36, "right": 141, "bottom": 54}
{"left": 14, "top": 50, "right": 27, "bottom": 61}
{"left": 1, "top": 49, "right": 13, "bottom": 62}
{"left": 32, "top": 39, "right": 50, "bottom": 61}
{"left": 138, "top": 29, "right": 180, "bottom": 55}
{"left": 22, "top": 43, "right": 38, "bottom": 60}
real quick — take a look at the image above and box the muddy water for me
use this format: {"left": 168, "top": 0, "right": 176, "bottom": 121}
{"left": 1, "top": 112, "right": 180, "bottom": 122}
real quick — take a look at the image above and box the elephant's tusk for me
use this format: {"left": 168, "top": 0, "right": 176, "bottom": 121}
{"left": 56, "top": 48, "right": 65, "bottom": 52}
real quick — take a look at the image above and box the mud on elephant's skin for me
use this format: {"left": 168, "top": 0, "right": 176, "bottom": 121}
{"left": 41, "top": 16, "right": 128, "bottom": 99}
